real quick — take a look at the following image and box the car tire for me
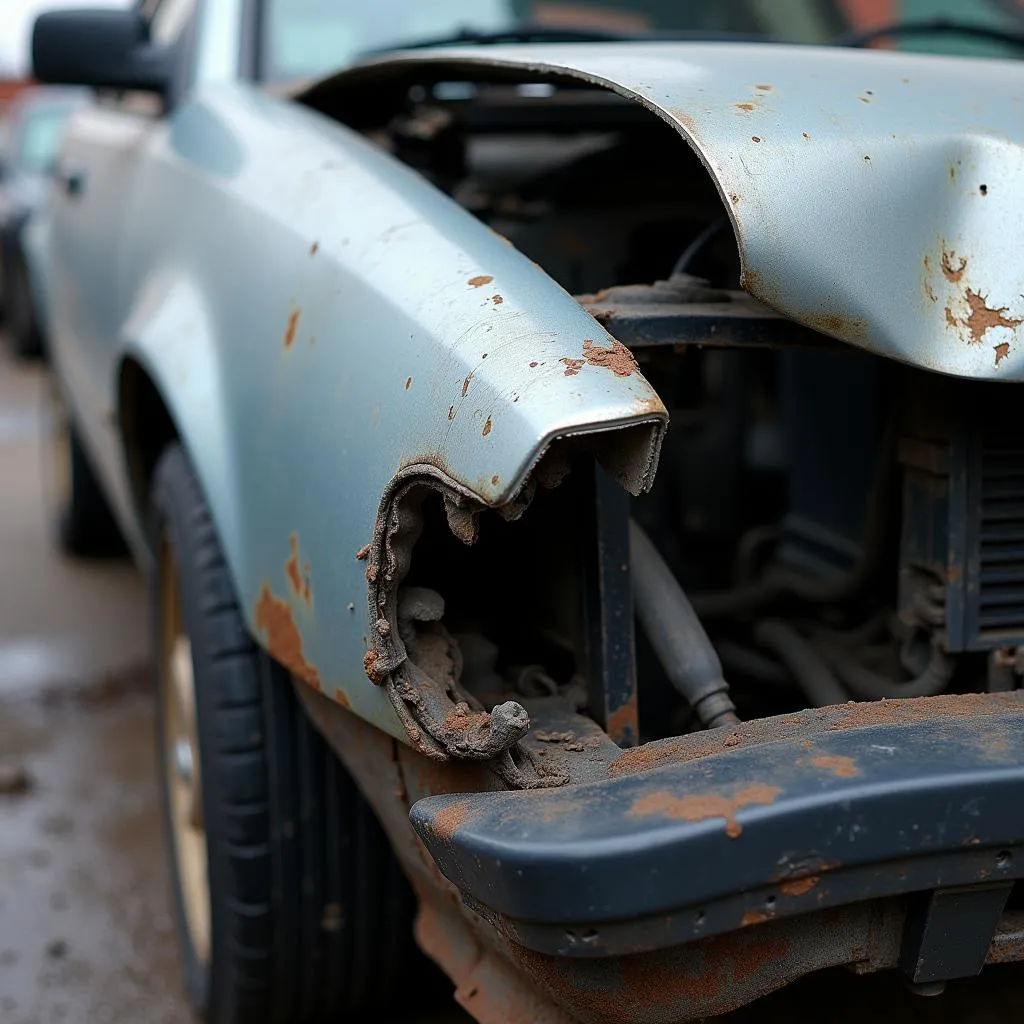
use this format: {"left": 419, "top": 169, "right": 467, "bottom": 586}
{"left": 6, "top": 250, "right": 43, "bottom": 359}
{"left": 150, "top": 442, "right": 423, "bottom": 1024}
{"left": 48, "top": 383, "right": 126, "bottom": 558}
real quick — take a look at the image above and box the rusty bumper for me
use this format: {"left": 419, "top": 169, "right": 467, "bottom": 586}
{"left": 412, "top": 694, "right": 1024, "bottom": 995}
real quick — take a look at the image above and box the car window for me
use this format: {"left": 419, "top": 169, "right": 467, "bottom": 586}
{"left": 259, "top": 0, "right": 1024, "bottom": 81}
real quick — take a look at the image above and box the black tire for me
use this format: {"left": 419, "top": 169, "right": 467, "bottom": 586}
{"left": 7, "top": 250, "right": 43, "bottom": 359}
{"left": 150, "top": 443, "right": 422, "bottom": 1024}
{"left": 49, "top": 385, "right": 127, "bottom": 558}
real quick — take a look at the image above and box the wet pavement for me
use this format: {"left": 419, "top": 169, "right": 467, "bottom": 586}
{"left": 1, "top": 347, "right": 1023, "bottom": 1024}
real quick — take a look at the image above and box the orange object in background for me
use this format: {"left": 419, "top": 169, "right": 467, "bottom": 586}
{"left": 839, "top": 0, "right": 896, "bottom": 30}
{"left": 0, "top": 79, "right": 32, "bottom": 117}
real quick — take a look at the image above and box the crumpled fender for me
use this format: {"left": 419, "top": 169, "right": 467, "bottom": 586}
{"left": 115, "top": 86, "right": 666, "bottom": 744}
{"left": 305, "top": 41, "right": 1024, "bottom": 380}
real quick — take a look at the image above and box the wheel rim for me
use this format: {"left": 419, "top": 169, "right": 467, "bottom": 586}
{"left": 160, "top": 538, "right": 211, "bottom": 966}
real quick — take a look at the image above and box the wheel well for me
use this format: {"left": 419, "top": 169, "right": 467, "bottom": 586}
{"left": 119, "top": 358, "right": 179, "bottom": 528}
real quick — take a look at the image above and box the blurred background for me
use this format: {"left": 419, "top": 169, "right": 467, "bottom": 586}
{"left": 1, "top": 1, "right": 1024, "bottom": 1023}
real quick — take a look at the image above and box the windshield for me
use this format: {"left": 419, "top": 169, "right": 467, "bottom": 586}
{"left": 13, "top": 107, "right": 73, "bottom": 176}
{"left": 261, "top": 0, "right": 1024, "bottom": 81}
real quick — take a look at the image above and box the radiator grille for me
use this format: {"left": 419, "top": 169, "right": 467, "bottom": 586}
{"left": 975, "top": 444, "right": 1024, "bottom": 637}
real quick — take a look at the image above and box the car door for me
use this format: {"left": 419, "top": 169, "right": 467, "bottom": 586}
{"left": 48, "top": 0, "right": 199, "bottom": 507}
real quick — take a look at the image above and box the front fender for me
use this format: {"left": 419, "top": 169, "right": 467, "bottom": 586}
{"left": 117, "top": 86, "right": 666, "bottom": 744}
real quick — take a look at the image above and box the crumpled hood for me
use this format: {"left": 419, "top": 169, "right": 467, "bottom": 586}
{"left": 308, "top": 42, "right": 1024, "bottom": 380}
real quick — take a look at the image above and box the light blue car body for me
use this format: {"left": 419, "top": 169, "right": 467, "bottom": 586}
{"left": 29, "top": 10, "right": 1024, "bottom": 744}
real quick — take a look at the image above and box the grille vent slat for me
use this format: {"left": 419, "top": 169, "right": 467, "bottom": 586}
{"left": 976, "top": 442, "right": 1024, "bottom": 635}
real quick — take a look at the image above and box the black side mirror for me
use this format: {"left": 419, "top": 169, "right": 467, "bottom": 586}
{"left": 32, "top": 8, "right": 173, "bottom": 95}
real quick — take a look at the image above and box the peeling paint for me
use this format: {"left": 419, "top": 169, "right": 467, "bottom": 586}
{"left": 995, "top": 342, "right": 1011, "bottom": 366}
{"left": 963, "top": 289, "right": 1022, "bottom": 345}
{"left": 560, "top": 357, "right": 585, "bottom": 376}
{"left": 580, "top": 338, "right": 638, "bottom": 377}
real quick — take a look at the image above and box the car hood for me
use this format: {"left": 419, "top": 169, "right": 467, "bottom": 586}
{"left": 304, "top": 42, "right": 1024, "bottom": 380}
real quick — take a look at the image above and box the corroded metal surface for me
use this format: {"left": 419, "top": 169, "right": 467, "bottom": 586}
{"left": 315, "top": 41, "right": 1024, "bottom": 379}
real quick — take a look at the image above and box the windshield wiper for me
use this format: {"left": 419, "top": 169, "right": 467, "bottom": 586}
{"left": 837, "top": 16, "right": 1024, "bottom": 50}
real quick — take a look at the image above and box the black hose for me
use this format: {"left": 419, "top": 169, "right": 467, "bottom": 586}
{"left": 753, "top": 620, "right": 849, "bottom": 708}
{"left": 823, "top": 639, "right": 954, "bottom": 700}
{"left": 630, "top": 520, "right": 739, "bottom": 729}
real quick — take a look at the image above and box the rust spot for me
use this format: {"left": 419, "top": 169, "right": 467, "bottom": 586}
{"left": 802, "top": 132, "right": 811, "bottom": 140}
{"left": 945, "top": 307, "right": 958, "bottom": 328}
{"left": 309, "top": 241, "right": 319, "bottom": 256}
{"left": 363, "top": 647, "right": 387, "bottom": 684}
{"left": 448, "top": 405, "right": 455, "bottom": 420}
{"left": 355, "top": 544, "right": 371, "bottom": 561}
{"left": 255, "top": 584, "right": 320, "bottom": 689}
{"left": 529, "top": 360, "right": 538, "bottom": 368}
{"left": 736, "top": 102, "right": 755, "bottom": 112}
{"left": 365, "top": 563, "right": 378, "bottom": 584}
{"left": 741, "top": 911, "right": 771, "bottom": 927}
{"left": 581, "top": 338, "right": 638, "bottom": 377}
{"left": 431, "top": 800, "right": 470, "bottom": 842}
{"left": 482, "top": 417, "right": 492, "bottom": 437}
{"left": 962, "top": 290, "right": 1023, "bottom": 345}
{"left": 755, "top": 84, "right": 773, "bottom": 91}
{"left": 285, "top": 533, "right": 312, "bottom": 605}
{"left": 779, "top": 876, "right": 819, "bottom": 897}
{"left": 859, "top": 95, "right": 870, "bottom": 103}
{"left": 995, "top": 342, "right": 1011, "bottom": 366}
{"left": 284, "top": 307, "right": 300, "bottom": 349}
{"left": 560, "top": 357, "right": 585, "bottom": 376}
{"left": 490, "top": 474, "right": 499, "bottom": 485}
{"left": 925, "top": 281, "right": 937, "bottom": 302}
{"left": 811, "top": 754, "right": 859, "bottom": 778}
{"left": 941, "top": 250, "right": 967, "bottom": 283}
{"left": 335, "top": 688, "right": 351, "bottom": 709}
{"left": 405, "top": 376, "right": 413, "bottom": 390}
{"left": 467, "top": 275, "right": 493, "bottom": 288}
{"left": 491, "top": 294, "right": 504, "bottom": 305}
{"left": 462, "top": 375, "right": 472, "bottom": 397}
{"left": 980, "top": 184, "right": 989, "bottom": 196}
{"left": 751, "top": 136, "right": 762, "bottom": 143}
{"left": 628, "top": 783, "right": 781, "bottom": 839}
{"left": 729, "top": 192, "right": 740, "bottom": 204}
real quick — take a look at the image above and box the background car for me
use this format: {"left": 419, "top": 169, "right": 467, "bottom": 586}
{"left": 0, "top": 84, "right": 85, "bottom": 358}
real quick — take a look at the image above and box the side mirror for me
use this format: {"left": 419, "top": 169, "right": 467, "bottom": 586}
{"left": 32, "top": 8, "right": 173, "bottom": 95}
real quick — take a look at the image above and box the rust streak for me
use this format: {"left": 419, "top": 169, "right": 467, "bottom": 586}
{"left": 335, "top": 688, "right": 351, "bottom": 709}
{"left": 941, "top": 250, "right": 967, "bottom": 283}
{"left": 811, "top": 754, "right": 859, "bottom": 778}
{"left": 255, "top": 584, "right": 320, "bottom": 689}
{"left": 482, "top": 417, "right": 492, "bottom": 437}
{"left": 355, "top": 544, "right": 371, "bottom": 561}
{"left": 284, "top": 307, "right": 301, "bottom": 349}
{"left": 468, "top": 275, "right": 493, "bottom": 288}
{"left": 628, "top": 783, "right": 781, "bottom": 839}
{"left": 285, "top": 533, "right": 311, "bottom": 605}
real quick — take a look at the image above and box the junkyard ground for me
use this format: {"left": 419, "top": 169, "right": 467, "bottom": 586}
{"left": 0, "top": 345, "right": 1022, "bottom": 1023}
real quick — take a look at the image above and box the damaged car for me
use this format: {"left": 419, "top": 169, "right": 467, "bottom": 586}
{"left": 27, "top": 0, "right": 1024, "bottom": 1021}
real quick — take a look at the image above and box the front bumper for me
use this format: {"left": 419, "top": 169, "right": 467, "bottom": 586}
{"left": 412, "top": 693, "right": 1024, "bottom": 981}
